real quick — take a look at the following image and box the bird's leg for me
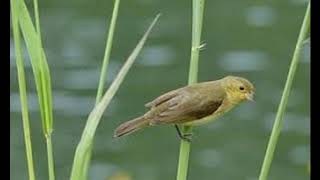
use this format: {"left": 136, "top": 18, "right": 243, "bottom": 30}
{"left": 174, "top": 125, "right": 193, "bottom": 142}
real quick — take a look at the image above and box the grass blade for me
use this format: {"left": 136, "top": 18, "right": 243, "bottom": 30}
{"left": 11, "top": 0, "right": 36, "bottom": 179}
{"left": 258, "top": 2, "right": 310, "bottom": 180}
{"left": 80, "top": 1, "right": 122, "bottom": 178}
{"left": 17, "top": 1, "right": 56, "bottom": 179}
{"left": 70, "top": 14, "right": 161, "bottom": 180}
{"left": 18, "top": 0, "right": 54, "bottom": 137}
{"left": 96, "top": 0, "right": 121, "bottom": 103}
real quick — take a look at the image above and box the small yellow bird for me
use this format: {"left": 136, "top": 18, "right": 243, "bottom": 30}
{"left": 114, "top": 75, "right": 255, "bottom": 140}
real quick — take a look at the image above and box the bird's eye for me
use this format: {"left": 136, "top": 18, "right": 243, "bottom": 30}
{"left": 239, "top": 86, "right": 245, "bottom": 91}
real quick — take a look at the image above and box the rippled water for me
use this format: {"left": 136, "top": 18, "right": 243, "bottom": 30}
{"left": 10, "top": 0, "right": 310, "bottom": 180}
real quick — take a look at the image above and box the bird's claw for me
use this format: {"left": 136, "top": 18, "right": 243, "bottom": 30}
{"left": 180, "top": 133, "right": 193, "bottom": 142}
{"left": 174, "top": 125, "right": 193, "bottom": 142}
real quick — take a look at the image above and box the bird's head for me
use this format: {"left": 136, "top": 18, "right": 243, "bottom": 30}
{"left": 221, "top": 76, "right": 255, "bottom": 104}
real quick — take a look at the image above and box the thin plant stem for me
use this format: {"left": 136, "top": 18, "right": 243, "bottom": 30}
{"left": 79, "top": 1, "right": 121, "bottom": 179}
{"left": 258, "top": 2, "right": 310, "bottom": 180}
{"left": 31, "top": 0, "right": 56, "bottom": 179}
{"left": 96, "top": 0, "right": 121, "bottom": 103}
{"left": 79, "top": 145, "right": 92, "bottom": 180}
{"left": 176, "top": 130, "right": 192, "bottom": 180}
{"left": 33, "top": 0, "right": 42, "bottom": 45}
{"left": 188, "top": 0, "right": 205, "bottom": 84}
{"left": 11, "top": 0, "right": 36, "bottom": 179}
{"left": 46, "top": 136, "right": 55, "bottom": 180}
{"left": 176, "top": 0, "right": 205, "bottom": 180}
{"left": 17, "top": 3, "right": 56, "bottom": 180}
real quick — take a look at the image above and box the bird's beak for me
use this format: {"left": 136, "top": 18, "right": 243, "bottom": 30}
{"left": 246, "top": 92, "right": 254, "bottom": 102}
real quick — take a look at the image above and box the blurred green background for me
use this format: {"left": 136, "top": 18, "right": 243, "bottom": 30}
{"left": 10, "top": 0, "right": 310, "bottom": 179}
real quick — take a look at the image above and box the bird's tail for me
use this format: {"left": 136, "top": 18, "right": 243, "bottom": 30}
{"left": 113, "top": 116, "right": 149, "bottom": 138}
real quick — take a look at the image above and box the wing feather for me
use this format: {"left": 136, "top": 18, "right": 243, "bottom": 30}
{"left": 145, "top": 89, "right": 180, "bottom": 108}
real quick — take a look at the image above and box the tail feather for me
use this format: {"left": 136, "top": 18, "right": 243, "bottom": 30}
{"left": 114, "top": 116, "right": 149, "bottom": 138}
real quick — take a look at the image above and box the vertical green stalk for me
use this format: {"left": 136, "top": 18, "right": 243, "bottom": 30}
{"left": 79, "top": 0, "right": 121, "bottom": 179}
{"left": 96, "top": 0, "right": 121, "bottom": 103}
{"left": 11, "top": 0, "right": 36, "bottom": 179}
{"left": 79, "top": 145, "right": 92, "bottom": 180}
{"left": 32, "top": 0, "right": 55, "bottom": 179}
{"left": 258, "top": 3, "right": 310, "bottom": 180}
{"left": 188, "top": 0, "right": 205, "bottom": 84}
{"left": 41, "top": 69, "right": 55, "bottom": 180}
{"left": 18, "top": 0, "right": 56, "bottom": 179}
{"left": 46, "top": 136, "right": 55, "bottom": 180}
{"left": 176, "top": 0, "right": 205, "bottom": 180}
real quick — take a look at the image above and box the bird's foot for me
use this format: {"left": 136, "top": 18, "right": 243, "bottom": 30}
{"left": 197, "top": 42, "right": 207, "bottom": 51}
{"left": 180, "top": 133, "right": 193, "bottom": 142}
{"left": 174, "top": 125, "right": 193, "bottom": 142}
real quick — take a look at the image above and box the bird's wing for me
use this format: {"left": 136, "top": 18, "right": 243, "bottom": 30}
{"left": 145, "top": 86, "right": 224, "bottom": 125}
{"left": 145, "top": 88, "right": 181, "bottom": 108}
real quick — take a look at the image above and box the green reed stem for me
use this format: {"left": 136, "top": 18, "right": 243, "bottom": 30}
{"left": 176, "top": 126, "right": 192, "bottom": 180}
{"left": 18, "top": 0, "right": 56, "bottom": 179}
{"left": 96, "top": 0, "right": 121, "bottom": 103}
{"left": 176, "top": 0, "right": 205, "bottom": 180}
{"left": 11, "top": 0, "right": 36, "bottom": 179}
{"left": 79, "top": 145, "right": 92, "bottom": 180}
{"left": 33, "top": 0, "right": 42, "bottom": 45}
{"left": 40, "top": 62, "right": 55, "bottom": 180}
{"left": 32, "top": 0, "right": 56, "bottom": 179}
{"left": 78, "top": 1, "right": 121, "bottom": 179}
{"left": 188, "top": 0, "right": 205, "bottom": 84}
{"left": 258, "top": 3, "right": 310, "bottom": 180}
{"left": 46, "top": 135, "right": 55, "bottom": 180}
